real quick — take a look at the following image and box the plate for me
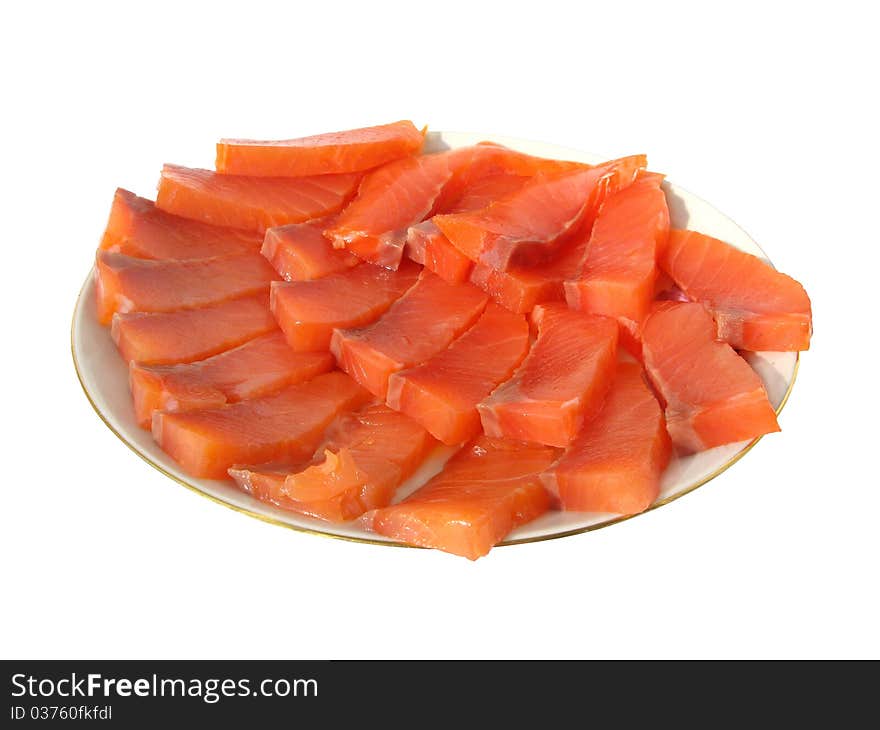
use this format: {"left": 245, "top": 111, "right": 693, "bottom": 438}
{"left": 72, "top": 131, "right": 799, "bottom": 548}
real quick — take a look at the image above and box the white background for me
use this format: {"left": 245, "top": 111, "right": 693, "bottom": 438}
{"left": 1, "top": 1, "right": 877, "bottom": 659}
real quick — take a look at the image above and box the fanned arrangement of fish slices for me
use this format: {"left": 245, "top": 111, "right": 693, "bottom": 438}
{"left": 92, "top": 120, "right": 812, "bottom": 560}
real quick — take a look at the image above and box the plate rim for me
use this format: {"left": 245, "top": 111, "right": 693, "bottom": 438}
{"left": 72, "top": 132, "right": 801, "bottom": 550}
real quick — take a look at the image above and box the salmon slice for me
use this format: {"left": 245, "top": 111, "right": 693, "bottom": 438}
{"left": 129, "top": 332, "right": 333, "bottom": 428}
{"left": 324, "top": 148, "right": 475, "bottom": 269}
{"left": 331, "top": 271, "right": 489, "bottom": 399}
{"left": 362, "top": 436, "right": 558, "bottom": 560}
{"left": 329, "top": 143, "right": 579, "bottom": 272}
{"left": 445, "top": 172, "right": 534, "bottom": 213}
{"left": 227, "top": 464, "right": 303, "bottom": 511}
{"left": 659, "top": 229, "right": 812, "bottom": 351}
{"left": 444, "top": 142, "right": 588, "bottom": 183}
{"left": 472, "top": 173, "right": 666, "bottom": 323}
{"left": 478, "top": 303, "right": 619, "bottom": 447}
{"left": 153, "top": 371, "right": 369, "bottom": 479}
{"left": 216, "top": 120, "right": 425, "bottom": 177}
{"left": 641, "top": 302, "right": 780, "bottom": 452}
{"left": 405, "top": 158, "right": 582, "bottom": 280}
{"left": 270, "top": 259, "right": 421, "bottom": 351}
{"left": 261, "top": 215, "right": 359, "bottom": 281}
{"left": 94, "top": 250, "right": 277, "bottom": 325}
{"left": 454, "top": 171, "right": 535, "bottom": 205}
{"left": 565, "top": 172, "right": 670, "bottom": 354}
{"left": 434, "top": 155, "right": 647, "bottom": 271}
{"left": 387, "top": 303, "right": 529, "bottom": 445}
{"left": 469, "top": 231, "right": 589, "bottom": 314}
{"left": 421, "top": 143, "right": 587, "bottom": 228}
{"left": 541, "top": 362, "right": 671, "bottom": 515}
{"left": 229, "top": 405, "right": 437, "bottom": 522}
{"left": 100, "top": 189, "right": 261, "bottom": 260}
{"left": 405, "top": 221, "right": 474, "bottom": 282}
{"left": 481, "top": 144, "right": 588, "bottom": 173}
{"left": 156, "top": 164, "right": 361, "bottom": 233}
{"left": 406, "top": 173, "right": 532, "bottom": 283}
{"left": 111, "top": 295, "right": 277, "bottom": 365}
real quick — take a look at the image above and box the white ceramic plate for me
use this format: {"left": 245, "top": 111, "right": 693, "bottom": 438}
{"left": 72, "top": 131, "right": 799, "bottom": 548}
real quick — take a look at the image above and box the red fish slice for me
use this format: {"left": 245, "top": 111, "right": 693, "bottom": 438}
{"left": 129, "top": 332, "right": 333, "bottom": 428}
{"left": 229, "top": 404, "right": 437, "bottom": 522}
{"left": 331, "top": 271, "right": 488, "bottom": 399}
{"left": 541, "top": 362, "right": 671, "bottom": 515}
{"left": 469, "top": 230, "right": 589, "bottom": 314}
{"left": 564, "top": 172, "right": 670, "bottom": 355}
{"left": 659, "top": 229, "right": 812, "bottom": 351}
{"left": 270, "top": 259, "right": 421, "bottom": 352}
{"left": 362, "top": 436, "right": 558, "bottom": 560}
{"left": 478, "top": 303, "right": 619, "bottom": 447}
{"left": 387, "top": 302, "right": 529, "bottom": 445}
{"left": 157, "top": 164, "right": 361, "bottom": 233}
{"left": 324, "top": 148, "right": 475, "bottom": 269}
{"left": 216, "top": 120, "right": 425, "bottom": 177}
{"left": 434, "top": 155, "right": 646, "bottom": 271}
{"left": 261, "top": 215, "right": 359, "bottom": 281}
{"left": 641, "top": 301, "right": 780, "bottom": 452}
{"left": 153, "top": 371, "right": 369, "bottom": 479}
{"left": 111, "top": 295, "right": 277, "bottom": 366}
{"left": 94, "top": 250, "right": 277, "bottom": 325}
{"left": 406, "top": 172, "right": 533, "bottom": 283}
{"left": 100, "top": 189, "right": 261, "bottom": 260}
